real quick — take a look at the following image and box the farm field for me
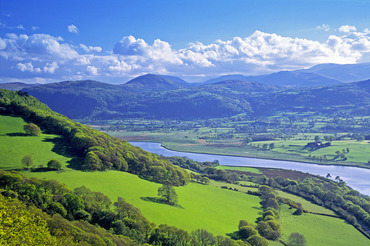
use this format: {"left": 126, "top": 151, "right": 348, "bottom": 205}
{"left": 24, "top": 170, "right": 262, "bottom": 236}
{"left": 278, "top": 204, "right": 369, "bottom": 246}
{"left": 0, "top": 115, "right": 73, "bottom": 170}
{"left": 108, "top": 129, "right": 370, "bottom": 168}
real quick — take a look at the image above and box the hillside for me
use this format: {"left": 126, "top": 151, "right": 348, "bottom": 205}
{"left": 23, "top": 77, "right": 370, "bottom": 120}
{"left": 123, "top": 74, "right": 190, "bottom": 91}
{"left": 0, "top": 89, "right": 189, "bottom": 186}
{"left": 204, "top": 71, "right": 341, "bottom": 87}
{"left": 299, "top": 62, "right": 370, "bottom": 82}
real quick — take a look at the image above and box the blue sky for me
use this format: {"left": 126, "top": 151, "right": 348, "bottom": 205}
{"left": 1, "top": 0, "right": 370, "bottom": 83}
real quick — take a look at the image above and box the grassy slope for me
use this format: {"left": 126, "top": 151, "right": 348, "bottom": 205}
{"left": 278, "top": 204, "right": 369, "bottom": 246}
{"left": 3, "top": 115, "right": 369, "bottom": 243}
{"left": 25, "top": 170, "right": 261, "bottom": 236}
{"left": 0, "top": 115, "right": 72, "bottom": 169}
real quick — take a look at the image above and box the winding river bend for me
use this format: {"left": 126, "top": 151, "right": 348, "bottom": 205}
{"left": 130, "top": 142, "right": 370, "bottom": 196}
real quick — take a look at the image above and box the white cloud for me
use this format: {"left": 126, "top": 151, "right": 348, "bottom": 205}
{"left": 316, "top": 24, "right": 330, "bottom": 32}
{"left": 31, "top": 26, "right": 39, "bottom": 31}
{"left": 1, "top": 29, "right": 370, "bottom": 82}
{"left": 17, "top": 62, "right": 34, "bottom": 72}
{"left": 80, "top": 44, "right": 102, "bottom": 53}
{"left": 339, "top": 25, "right": 357, "bottom": 33}
{"left": 68, "top": 24, "right": 79, "bottom": 34}
{"left": 43, "top": 62, "right": 59, "bottom": 73}
{"left": 86, "top": 65, "right": 98, "bottom": 75}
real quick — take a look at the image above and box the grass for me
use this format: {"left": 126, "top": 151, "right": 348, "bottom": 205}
{"left": 0, "top": 115, "right": 72, "bottom": 170}
{"left": 216, "top": 165, "right": 262, "bottom": 174}
{"left": 275, "top": 190, "right": 335, "bottom": 215}
{"left": 278, "top": 204, "right": 369, "bottom": 246}
{"left": 24, "top": 170, "right": 262, "bottom": 236}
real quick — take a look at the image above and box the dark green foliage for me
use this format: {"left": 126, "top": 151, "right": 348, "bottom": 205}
{"left": 149, "top": 224, "right": 191, "bottom": 246}
{"left": 158, "top": 183, "right": 178, "bottom": 205}
{"left": 0, "top": 89, "right": 190, "bottom": 186}
{"left": 287, "top": 232, "right": 306, "bottom": 246}
{"left": 24, "top": 122, "right": 41, "bottom": 135}
{"left": 246, "top": 234, "right": 269, "bottom": 246}
{"left": 238, "top": 225, "right": 258, "bottom": 240}
{"left": 47, "top": 159, "right": 62, "bottom": 170}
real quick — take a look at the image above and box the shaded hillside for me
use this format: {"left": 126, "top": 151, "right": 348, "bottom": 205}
{"left": 0, "top": 89, "right": 190, "bottom": 185}
{"left": 22, "top": 77, "right": 370, "bottom": 120}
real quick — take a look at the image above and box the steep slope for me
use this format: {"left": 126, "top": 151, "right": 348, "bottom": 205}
{"left": 0, "top": 89, "right": 190, "bottom": 185}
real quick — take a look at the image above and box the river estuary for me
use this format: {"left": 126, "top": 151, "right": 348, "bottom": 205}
{"left": 130, "top": 142, "right": 370, "bottom": 196}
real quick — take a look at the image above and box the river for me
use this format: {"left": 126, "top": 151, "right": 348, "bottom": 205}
{"left": 130, "top": 142, "right": 370, "bottom": 196}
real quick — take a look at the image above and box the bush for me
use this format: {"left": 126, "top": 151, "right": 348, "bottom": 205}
{"left": 47, "top": 159, "right": 62, "bottom": 170}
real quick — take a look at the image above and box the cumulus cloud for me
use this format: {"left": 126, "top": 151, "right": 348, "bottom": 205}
{"left": 80, "top": 44, "right": 102, "bottom": 53}
{"left": 339, "top": 25, "right": 357, "bottom": 33}
{"left": 68, "top": 24, "right": 79, "bottom": 33}
{"left": 316, "top": 24, "right": 330, "bottom": 32}
{"left": 86, "top": 65, "right": 98, "bottom": 75}
{"left": 1, "top": 28, "right": 370, "bottom": 82}
{"left": 31, "top": 26, "right": 39, "bottom": 31}
{"left": 17, "top": 62, "right": 34, "bottom": 72}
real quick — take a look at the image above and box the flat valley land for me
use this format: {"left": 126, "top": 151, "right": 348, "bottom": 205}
{"left": 105, "top": 128, "right": 370, "bottom": 169}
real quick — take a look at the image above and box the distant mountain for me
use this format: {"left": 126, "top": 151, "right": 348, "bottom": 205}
{"left": 22, "top": 75, "right": 370, "bottom": 120}
{"left": 0, "top": 82, "right": 39, "bottom": 91}
{"left": 299, "top": 63, "right": 370, "bottom": 82}
{"left": 23, "top": 80, "right": 127, "bottom": 118}
{"left": 204, "top": 71, "right": 341, "bottom": 87}
{"left": 123, "top": 74, "right": 190, "bottom": 91}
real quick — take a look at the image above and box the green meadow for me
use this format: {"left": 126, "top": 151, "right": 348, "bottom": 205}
{"left": 2, "top": 114, "right": 369, "bottom": 244}
{"left": 24, "top": 170, "right": 262, "bottom": 236}
{"left": 0, "top": 115, "right": 72, "bottom": 169}
{"left": 278, "top": 204, "right": 369, "bottom": 246}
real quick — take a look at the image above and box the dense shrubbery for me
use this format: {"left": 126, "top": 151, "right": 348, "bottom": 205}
{"left": 0, "top": 89, "right": 190, "bottom": 186}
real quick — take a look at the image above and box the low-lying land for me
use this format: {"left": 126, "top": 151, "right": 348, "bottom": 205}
{"left": 108, "top": 129, "right": 370, "bottom": 168}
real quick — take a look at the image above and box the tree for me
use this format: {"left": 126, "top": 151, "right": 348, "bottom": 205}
{"left": 239, "top": 225, "right": 257, "bottom": 240}
{"left": 287, "top": 232, "right": 306, "bottom": 246}
{"left": 21, "top": 155, "right": 33, "bottom": 169}
{"left": 47, "top": 159, "right": 62, "bottom": 170}
{"left": 326, "top": 173, "right": 331, "bottom": 178}
{"left": 23, "top": 123, "right": 41, "bottom": 136}
{"left": 269, "top": 143, "right": 275, "bottom": 149}
{"left": 200, "top": 176, "right": 211, "bottom": 185}
{"left": 158, "top": 183, "right": 178, "bottom": 205}
{"left": 314, "top": 135, "right": 321, "bottom": 143}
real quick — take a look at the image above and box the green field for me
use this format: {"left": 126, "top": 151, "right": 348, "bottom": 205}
{"left": 0, "top": 115, "right": 72, "bottom": 169}
{"left": 109, "top": 130, "right": 370, "bottom": 168}
{"left": 25, "top": 170, "right": 262, "bottom": 236}
{"left": 216, "top": 165, "right": 262, "bottom": 174}
{"left": 2, "top": 114, "right": 369, "bottom": 244}
{"left": 278, "top": 204, "right": 369, "bottom": 246}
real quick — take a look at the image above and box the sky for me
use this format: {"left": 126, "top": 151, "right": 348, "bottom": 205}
{"left": 0, "top": 0, "right": 370, "bottom": 83}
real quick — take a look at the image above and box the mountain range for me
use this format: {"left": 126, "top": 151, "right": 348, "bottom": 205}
{"left": 0, "top": 62, "right": 368, "bottom": 120}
